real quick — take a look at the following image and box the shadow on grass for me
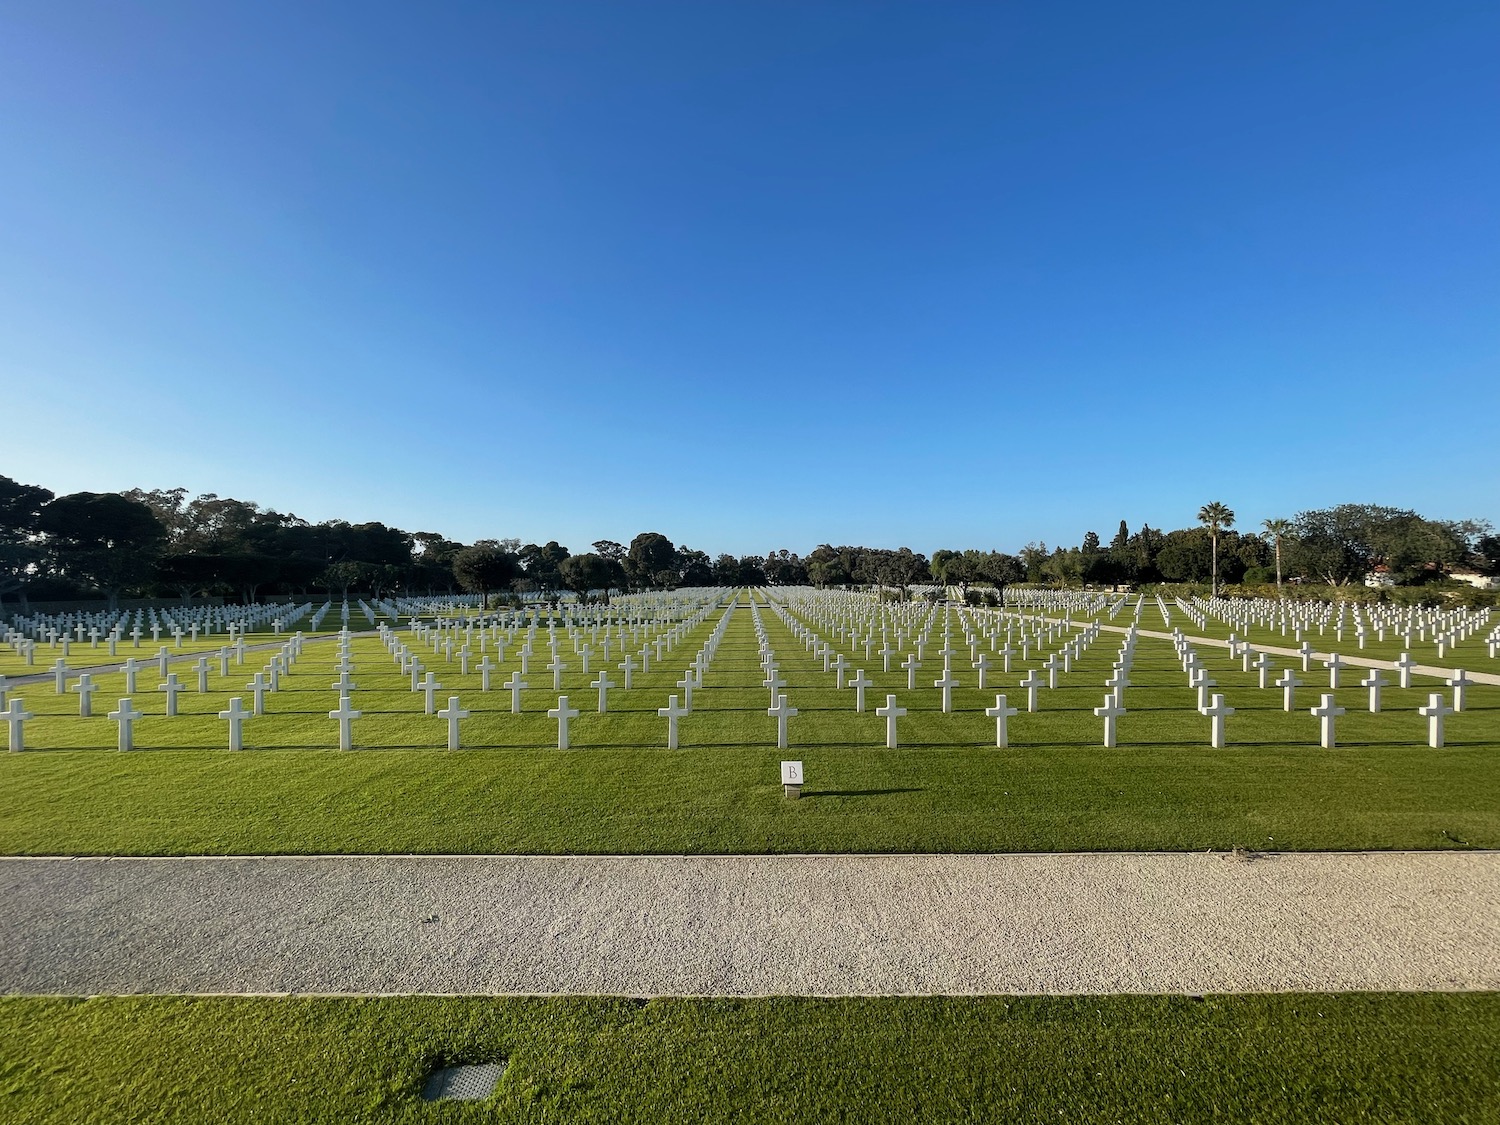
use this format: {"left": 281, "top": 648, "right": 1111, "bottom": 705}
{"left": 804, "top": 788, "right": 922, "bottom": 799}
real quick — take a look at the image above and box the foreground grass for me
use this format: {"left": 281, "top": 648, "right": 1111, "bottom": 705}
{"left": 1, "top": 740, "right": 1496, "bottom": 854}
{"left": 2, "top": 994, "right": 1496, "bottom": 1123}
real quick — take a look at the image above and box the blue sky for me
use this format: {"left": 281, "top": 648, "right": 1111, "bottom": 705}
{"left": 2, "top": 1, "right": 1496, "bottom": 556}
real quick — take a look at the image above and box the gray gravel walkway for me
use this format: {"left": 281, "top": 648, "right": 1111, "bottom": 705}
{"left": 2, "top": 853, "right": 1496, "bottom": 997}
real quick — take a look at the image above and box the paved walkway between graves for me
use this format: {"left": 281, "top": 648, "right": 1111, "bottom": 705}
{"left": 2, "top": 851, "right": 1497, "bottom": 997}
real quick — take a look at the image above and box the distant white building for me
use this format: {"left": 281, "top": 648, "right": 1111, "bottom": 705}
{"left": 1364, "top": 566, "right": 1397, "bottom": 589}
{"left": 1450, "top": 571, "right": 1499, "bottom": 590}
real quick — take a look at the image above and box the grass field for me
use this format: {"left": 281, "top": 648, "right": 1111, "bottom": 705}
{"left": 2, "top": 593, "right": 1495, "bottom": 856}
{"left": 3, "top": 993, "right": 1498, "bottom": 1124}
{"left": 4, "top": 593, "right": 1496, "bottom": 1123}
{"left": 1, "top": 741, "right": 1494, "bottom": 855}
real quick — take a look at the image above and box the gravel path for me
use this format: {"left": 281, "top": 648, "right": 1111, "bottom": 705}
{"left": 3, "top": 853, "right": 1496, "bottom": 997}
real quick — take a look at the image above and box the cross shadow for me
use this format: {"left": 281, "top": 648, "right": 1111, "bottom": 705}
{"left": 803, "top": 788, "right": 922, "bottom": 799}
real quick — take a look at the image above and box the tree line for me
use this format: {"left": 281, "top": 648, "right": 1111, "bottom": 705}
{"left": 1, "top": 475, "right": 1493, "bottom": 610}
{"left": 927, "top": 504, "right": 1495, "bottom": 597}
{"left": 0, "top": 478, "right": 818, "bottom": 610}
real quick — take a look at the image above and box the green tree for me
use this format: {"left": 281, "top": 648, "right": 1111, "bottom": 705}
{"left": 1286, "top": 504, "right": 1457, "bottom": 586}
{"left": 39, "top": 492, "right": 168, "bottom": 609}
{"left": 317, "top": 560, "right": 371, "bottom": 601}
{"left": 1261, "top": 518, "right": 1292, "bottom": 593}
{"left": 977, "top": 552, "right": 1023, "bottom": 601}
{"left": 154, "top": 552, "right": 223, "bottom": 603}
{"left": 1156, "top": 528, "right": 1214, "bottom": 584}
{"left": 762, "top": 550, "right": 807, "bottom": 585}
{"left": 558, "top": 553, "right": 614, "bottom": 601}
{"left": 627, "top": 532, "right": 678, "bottom": 590}
{"left": 453, "top": 545, "right": 521, "bottom": 608}
{"left": 1197, "top": 501, "right": 1235, "bottom": 596}
{"left": 519, "top": 541, "right": 571, "bottom": 594}
{"left": 1476, "top": 534, "right": 1500, "bottom": 574}
{"left": 1018, "top": 542, "right": 1049, "bottom": 584}
{"left": 0, "top": 475, "right": 54, "bottom": 611}
{"left": 677, "top": 548, "right": 715, "bottom": 587}
{"left": 805, "top": 544, "right": 848, "bottom": 588}
{"left": 409, "top": 532, "right": 466, "bottom": 595}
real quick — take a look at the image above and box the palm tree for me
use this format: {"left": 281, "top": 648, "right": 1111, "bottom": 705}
{"left": 1261, "top": 517, "right": 1292, "bottom": 594}
{"left": 1197, "top": 501, "right": 1235, "bottom": 596}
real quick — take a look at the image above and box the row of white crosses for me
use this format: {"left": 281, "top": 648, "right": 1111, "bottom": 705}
{"left": 768, "top": 589, "right": 1075, "bottom": 689}
{"left": 762, "top": 593, "right": 1083, "bottom": 748}
{"left": 1193, "top": 594, "right": 1494, "bottom": 661}
{"left": 0, "top": 633, "right": 267, "bottom": 749}
{"left": 385, "top": 592, "right": 733, "bottom": 750}
{"left": 293, "top": 628, "right": 475, "bottom": 752}
{"left": 5, "top": 601, "right": 319, "bottom": 663}
{"left": 6, "top": 590, "right": 734, "bottom": 752}
{"left": 769, "top": 589, "right": 1483, "bottom": 752}
{"left": 745, "top": 600, "right": 798, "bottom": 750}
{"left": 653, "top": 597, "right": 739, "bottom": 750}
{"left": 1177, "top": 628, "right": 1474, "bottom": 750}
{"left": 977, "top": 592, "right": 1481, "bottom": 750}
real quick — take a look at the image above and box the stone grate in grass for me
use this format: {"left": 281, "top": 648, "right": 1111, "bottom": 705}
{"left": 421, "top": 1063, "right": 504, "bottom": 1101}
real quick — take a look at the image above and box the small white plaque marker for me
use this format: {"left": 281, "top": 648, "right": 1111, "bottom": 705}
{"left": 781, "top": 760, "right": 804, "bottom": 798}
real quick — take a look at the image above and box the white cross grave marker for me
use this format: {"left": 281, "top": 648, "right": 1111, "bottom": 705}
{"left": 72, "top": 673, "right": 98, "bottom": 717}
{"left": 109, "top": 698, "right": 144, "bottom": 752}
{"left": 875, "top": 695, "right": 906, "bottom": 749}
{"left": 1199, "top": 693, "right": 1234, "bottom": 749}
{"left": 933, "top": 668, "right": 958, "bottom": 714}
{"left": 1418, "top": 692, "right": 1454, "bottom": 749}
{"left": 506, "top": 671, "right": 528, "bottom": 714}
{"left": 849, "top": 669, "right": 872, "bottom": 713}
{"left": 158, "top": 673, "right": 184, "bottom": 717}
{"left": 768, "top": 693, "right": 798, "bottom": 749}
{"left": 1310, "top": 694, "right": 1346, "bottom": 749}
{"left": 592, "top": 669, "right": 616, "bottom": 713}
{"left": 329, "top": 696, "right": 361, "bottom": 750}
{"left": 986, "top": 694, "right": 1020, "bottom": 747}
{"left": 1324, "top": 653, "right": 1349, "bottom": 689}
{"left": 1393, "top": 652, "right": 1416, "bottom": 689}
{"left": 219, "top": 697, "right": 250, "bottom": 750}
{"left": 437, "top": 696, "right": 471, "bottom": 750}
{"left": 1276, "top": 669, "right": 1303, "bottom": 713}
{"left": 1446, "top": 670, "right": 1473, "bottom": 712}
{"left": 1019, "top": 669, "right": 1045, "bottom": 713}
{"left": 1094, "top": 694, "right": 1126, "bottom": 748}
{"left": 421, "top": 672, "right": 443, "bottom": 715}
{"left": 4, "top": 699, "right": 35, "bottom": 752}
{"left": 658, "top": 694, "right": 687, "bottom": 749}
{"left": 902, "top": 654, "right": 921, "bottom": 691}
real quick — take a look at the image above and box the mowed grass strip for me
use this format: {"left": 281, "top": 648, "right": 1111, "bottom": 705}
{"left": 1, "top": 993, "right": 1496, "bottom": 1124}
{"left": 1, "top": 739, "right": 1495, "bottom": 855}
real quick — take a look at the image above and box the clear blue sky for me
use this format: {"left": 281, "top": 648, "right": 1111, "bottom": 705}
{"left": 3, "top": 1, "right": 1496, "bottom": 556}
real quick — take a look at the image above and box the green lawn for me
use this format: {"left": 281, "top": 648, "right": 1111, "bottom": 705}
{"left": 1, "top": 741, "right": 1494, "bottom": 855}
{"left": 2, "top": 594, "right": 1495, "bottom": 856}
{"left": 2, "top": 993, "right": 1496, "bottom": 1124}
